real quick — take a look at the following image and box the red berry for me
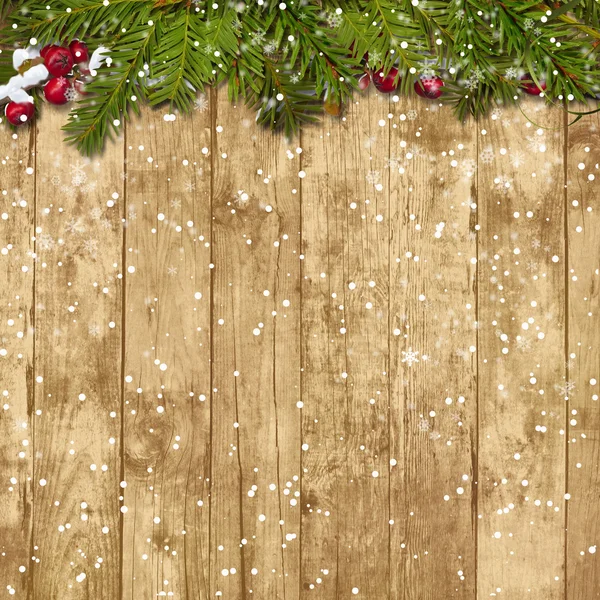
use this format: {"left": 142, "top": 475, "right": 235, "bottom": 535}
{"left": 358, "top": 72, "right": 371, "bottom": 91}
{"left": 40, "top": 44, "right": 59, "bottom": 58}
{"left": 69, "top": 40, "right": 89, "bottom": 64}
{"left": 44, "top": 77, "right": 72, "bottom": 105}
{"left": 373, "top": 67, "right": 400, "bottom": 94}
{"left": 5, "top": 101, "right": 35, "bottom": 126}
{"left": 44, "top": 46, "right": 74, "bottom": 77}
{"left": 74, "top": 77, "right": 91, "bottom": 95}
{"left": 78, "top": 61, "right": 91, "bottom": 76}
{"left": 415, "top": 75, "right": 445, "bottom": 99}
{"left": 520, "top": 74, "right": 546, "bottom": 96}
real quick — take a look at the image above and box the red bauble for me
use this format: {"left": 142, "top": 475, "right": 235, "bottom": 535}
{"left": 415, "top": 75, "right": 444, "bottom": 99}
{"left": 373, "top": 67, "right": 400, "bottom": 94}
{"left": 44, "top": 77, "right": 72, "bottom": 105}
{"left": 44, "top": 46, "right": 74, "bottom": 77}
{"left": 5, "top": 101, "right": 35, "bottom": 126}
{"left": 358, "top": 72, "right": 371, "bottom": 91}
{"left": 520, "top": 74, "right": 547, "bottom": 96}
{"left": 69, "top": 40, "right": 89, "bottom": 64}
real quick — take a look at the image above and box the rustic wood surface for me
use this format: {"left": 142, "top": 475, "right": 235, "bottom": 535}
{"left": 1, "top": 90, "right": 599, "bottom": 599}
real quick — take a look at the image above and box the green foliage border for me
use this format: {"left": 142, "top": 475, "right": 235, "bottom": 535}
{"left": 1, "top": 0, "right": 599, "bottom": 154}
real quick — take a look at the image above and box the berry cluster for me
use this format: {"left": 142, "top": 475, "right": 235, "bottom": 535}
{"left": 5, "top": 40, "right": 90, "bottom": 126}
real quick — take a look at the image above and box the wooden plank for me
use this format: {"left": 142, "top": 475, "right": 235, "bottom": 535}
{"left": 388, "top": 98, "right": 478, "bottom": 599}
{"left": 31, "top": 108, "right": 124, "bottom": 597}
{"left": 121, "top": 104, "right": 212, "bottom": 599}
{"left": 300, "top": 89, "right": 390, "bottom": 598}
{"left": 477, "top": 100, "right": 566, "bottom": 598}
{"left": 210, "top": 88, "right": 302, "bottom": 598}
{"left": 0, "top": 122, "right": 36, "bottom": 597}
{"left": 565, "top": 110, "right": 600, "bottom": 597}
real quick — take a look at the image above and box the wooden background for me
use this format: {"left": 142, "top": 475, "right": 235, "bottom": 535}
{"left": 0, "top": 88, "right": 599, "bottom": 599}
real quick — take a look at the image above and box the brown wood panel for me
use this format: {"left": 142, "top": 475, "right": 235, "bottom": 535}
{"left": 0, "top": 123, "right": 35, "bottom": 597}
{"left": 388, "top": 99, "right": 478, "bottom": 599}
{"left": 210, "top": 87, "right": 302, "bottom": 599}
{"left": 477, "top": 100, "right": 566, "bottom": 599}
{"left": 300, "top": 89, "right": 390, "bottom": 598}
{"left": 32, "top": 108, "right": 124, "bottom": 598}
{"left": 121, "top": 106, "right": 212, "bottom": 599}
{"left": 565, "top": 109, "right": 600, "bottom": 598}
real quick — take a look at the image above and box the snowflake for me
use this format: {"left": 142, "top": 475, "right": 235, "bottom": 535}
{"left": 263, "top": 41, "right": 278, "bottom": 56}
{"left": 491, "top": 107, "right": 503, "bottom": 120}
{"left": 510, "top": 151, "right": 526, "bottom": 169}
{"left": 100, "top": 219, "right": 112, "bottom": 231}
{"left": 326, "top": 11, "right": 343, "bottom": 28}
{"left": 429, "top": 431, "right": 441, "bottom": 441}
{"left": 184, "top": 181, "right": 195, "bottom": 192}
{"left": 494, "top": 175, "right": 512, "bottom": 194}
{"left": 401, "top": 347, "right": 420, "bottom": 366}
{"left": 37, "top": 233, "right": 55, "bottom": 251}
{"left": 128, "top": 209, "right": 137, "bottom": 221}
{"left": 461, "top": 158, "right": 477, "bottom": 178}
{"left": 418, "top": 418, "right": 430, "bottom": 431}
{"left": 170, "top": 198, "right": 181, "bottom": 209}
{"left": 70, "top": 161, "right": 89, "bottom": 187}
{"left": 90, "top": 207, "right": 103, "bottom": 220}
{"left": 533, "top": 27, "right": 542, "bottom": 36}
{"left": 555, "top": 381, "right": 576, "bottom": 398}
{"left": 523, "top": 18, "right": 535, "bottom": 30}
{"left": 167, "top": 266, "right": 178, "bottom": 276}
{"left": 531, "top": 238, "right": 541, "bottom": 249}
{"left": 516, "top": 336, "right": 532, "bottom": 352}
{"left": 251, "top": 30, "right": 266, "bottom": 47}
{"left": 505, "top": 67, "right": 518, "bottom": 80}
{"left": 525, "top": 260, "right": 538, "bottom": 272}
{"left": 234, "top": 190, "right": 250, "bottom": 207}
{"left": 204, "top": 43, "right": 214, "bottom": 55}
{"left": 479, "top": 147, "right": 495, "bottom": 164}
{"left": 50, "top": 175, "right": 61, "bottom": 186}
{"left": 406, "top": 109, "right": 418, "bottom": 121}
{"left": 65, "top": 85, "right": 78, "bottom": 102}
{"left": 83, "top": 238, "right": 99, "bottom": 258}
{"left": 290, "top": 73, "right": 301, "bottom": 84}
{"left": 64, "top": 217, "right": 86, "bottom": 234}
{"left": 366, "top": 50, "right": 382, "bottom": 69}
{"left": 387, "top": 156, "right": 402, "bottom": 169}
{"left": 88, "top": 323, "right": 100, "bottom": 336}
{"left": 366, "top": 171, "right": 381, "bottom": 185}
{"left": 465, "top": 68, "right": 485, "bottom": 91}
{"left": 81, "top": 181, "right": 97, "bottom": 194}
{"left": 194, "top": 94, "right": 209, "bottom": 112}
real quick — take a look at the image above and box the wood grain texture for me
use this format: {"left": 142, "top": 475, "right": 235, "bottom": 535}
{"left": 122, "top": 106, "right": 212, "bottom": 600}
{"left": 477, "top": 100, "right": 567, "bottom": 599}
{"left": 0, "top": 123, "right": 35, "bottom": 598}
{"left": 32, "top": 108, "right": 124, "bottom": 598}
{"left": 210, "top": 87, "right": 302, "bottom": 599}
{"left": 388, "top": 99, "right": 478, "bottom": 599}
{"left": 565, "top": 109, "right": 600, "bottom": 598}
{"left": 301, "top": 90, "right": 390, "bottom": 598}
{"left": 1, "top": 99, "right": 600, "bottom": 600}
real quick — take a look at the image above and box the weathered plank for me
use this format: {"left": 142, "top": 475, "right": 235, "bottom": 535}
{"left": 388, "top": 98, "right": 478, "bottom": 599}
{"left": 565, "top": 109, "right": 600, "bottom": 598}
{"left": 300, "top": 89, "right": 390, "bottom": 598}
{"left": 32, "top": 108, "right": 124, "bottom": 598}
{"left": 0, "top": 123, "right": 35, "bottom": 597}
{"left": 121, "top": 103, "right": 212, "bottom": 599}
{"left": 476, "top": 100, "right": 566, "bottom": 598}
{"left": 210, "top": 87, "right": 302, "bottom": 598}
